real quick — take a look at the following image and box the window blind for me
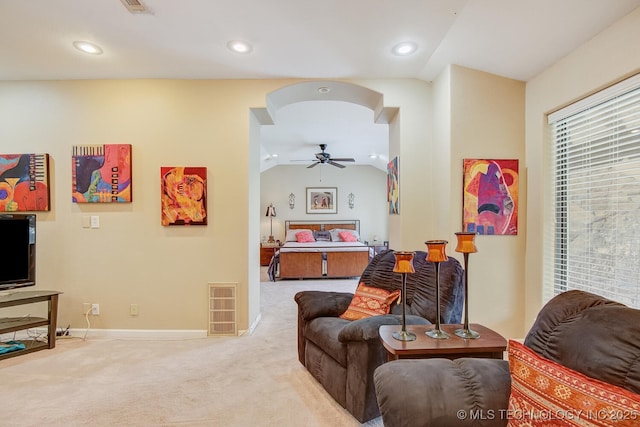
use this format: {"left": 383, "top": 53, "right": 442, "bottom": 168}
{"left": 547, "top": 74, "right": 640, "bottom": 307}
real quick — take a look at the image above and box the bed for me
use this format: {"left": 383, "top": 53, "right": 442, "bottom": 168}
{"left": 270, "top": 220, "right": 371, "bottom": 281}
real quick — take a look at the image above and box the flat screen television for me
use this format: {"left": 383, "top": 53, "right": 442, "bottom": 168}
{"left": 0, "top": 213, "right": 36, "bottom": 291}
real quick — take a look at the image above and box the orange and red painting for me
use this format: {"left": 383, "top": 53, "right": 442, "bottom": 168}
{"left": 72, "top": 144, "right": 132, "bottom": 203}
{"left": 0, "top": 153, "right": 50, "bottom": 211}
{"left": 161, "top": 166, "right": 207, "bottom": 226}
{"left": 462, "top": 159, "right": 518, "bottom": 235}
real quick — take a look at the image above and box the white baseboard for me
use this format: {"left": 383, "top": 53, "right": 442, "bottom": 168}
{"left": 4, "top": 313, "right": 266, "bottom": 341}
{"left": 3, "top": 328, "right": 209, "bottom": 341}
{"left": 69, "top": 328, "right": 209, "bottom": 340}
{"left": 241, "top": 311, "right": 262, "bottom": 336}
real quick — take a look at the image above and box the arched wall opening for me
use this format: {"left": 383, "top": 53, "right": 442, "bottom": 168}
{"left": 247, "top": 81, "right": 400, "bottom": 330}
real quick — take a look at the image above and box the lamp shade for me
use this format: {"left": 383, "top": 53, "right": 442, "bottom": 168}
{"left": 265, "top": 204, "right": 276, "bottom": 217}
{"left": 425, "top": 240, "right": 448, "bottom": 262}
{"left": 454, "top": 232, "right": 478, "bottom": 254}
{"left": 393, "top": 251, "right": 416, "bottom": 273}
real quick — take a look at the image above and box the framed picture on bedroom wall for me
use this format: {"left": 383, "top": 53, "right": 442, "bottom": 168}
{"left": 306, "top": 187, "right": 337, "bottom": 214}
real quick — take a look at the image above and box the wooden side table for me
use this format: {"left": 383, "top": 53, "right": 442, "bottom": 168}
{"left": 379, "top": 323, "right": 507, "bottom": 361}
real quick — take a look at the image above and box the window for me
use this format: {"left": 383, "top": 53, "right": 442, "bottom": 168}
{"left": 546, "top": 74, "right": 640, "bottom": 307}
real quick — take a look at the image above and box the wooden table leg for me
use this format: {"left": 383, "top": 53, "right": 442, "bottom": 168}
{"left": 48, "top": 294, "right": 59, "bottom": 349}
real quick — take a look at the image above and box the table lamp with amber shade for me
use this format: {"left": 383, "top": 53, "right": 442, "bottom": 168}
{"left": 424, "top": 240, "right": 450, "bottom": 339}
{"left": 392, "top": 251, "right": 416, "bottom": 341}
{"left": 454, "top": 232, "right": 480, "bottom": 339}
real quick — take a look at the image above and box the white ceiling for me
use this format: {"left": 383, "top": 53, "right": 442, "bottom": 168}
{"left": 2, "top": 0, "right": 639, "bottom": 171}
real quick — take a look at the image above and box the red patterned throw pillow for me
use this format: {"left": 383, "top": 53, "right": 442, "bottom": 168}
{"left": 339, "top": 283, "right": 400, "bottom": 320}
{"left": 507, "top": 339, "right": 640, "bottom": 427}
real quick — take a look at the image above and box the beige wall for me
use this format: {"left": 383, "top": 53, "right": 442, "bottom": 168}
{"left": 434, "top": 65, "right": 526, "bottom": 338}
{"left": 0, "top": 78, "right": 440, "bottom": 336}
{"left": 524, "top": 7, "right": 640, "bottom": 331}
{"left": 0, "top": 79, "right": 288, "bottom": 334}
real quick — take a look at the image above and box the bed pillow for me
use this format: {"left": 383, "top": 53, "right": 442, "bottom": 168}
{"left": 295, "top": 230, "right": 315, "bottom": 243}
{"left": 285, "top": 229, "right": 312, "bottom": 242}
{"left": 507, "top": 339, "right": 640, "bottom": 427}
{"left": 330, "top": 228, "right": 360, "bottom": 242}
{"left": 339, "top": 283, "right": 401, "bottom": 320}
{"left": 339, "top": 231, "right": 358, "bottom": 242}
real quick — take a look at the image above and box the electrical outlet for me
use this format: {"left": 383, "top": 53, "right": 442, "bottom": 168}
{"left": 130, "top": 304, "right": 139, "bottom": 316}
{"left": 82, "top": 303, "right": 91, "bottom": 315}
{"left": 91, "top": 303, "right": 100, "bottom": 315}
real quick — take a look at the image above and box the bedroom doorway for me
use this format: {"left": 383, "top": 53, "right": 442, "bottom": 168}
{"left": 249, "top": 80, "right": 399, "bottom": 332}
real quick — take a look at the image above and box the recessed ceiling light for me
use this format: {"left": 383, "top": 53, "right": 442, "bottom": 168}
{"left": 391, "top": 41, "right": 418, "bottom": 56}
{"left": 227, "top": 40, "right": 253, "bottom": 54}
{"left": 73, "top": 41, "right": 103, "bottom": 55}
{"left": 369, "top": 154, "right": 378, "bottom": 159}
{"left": 318, "top": 87, "right": 331, "bottom": 94}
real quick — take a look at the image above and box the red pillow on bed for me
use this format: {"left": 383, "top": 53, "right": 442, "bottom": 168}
{"left": 338, "top": 231, "right": 357, "bottom": 242}
{"left": 295, "top": 230, "right": 315, "bottom": 243}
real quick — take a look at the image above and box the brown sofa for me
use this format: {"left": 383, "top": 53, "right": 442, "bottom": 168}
{"left": 374, "top": 290, "right": 640, "bottom": 427}
{"left": 294, "top": 250, "right": 464, "bottom": 423}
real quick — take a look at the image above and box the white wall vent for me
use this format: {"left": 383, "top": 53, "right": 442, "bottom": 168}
{"left": 120, "top": 0, "right": 149, "bottom": 13}
{"left": 208, "top": 282, "right": 237, "bottom": 336}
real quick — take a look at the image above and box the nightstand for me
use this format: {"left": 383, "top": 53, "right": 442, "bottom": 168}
{"left": 366, "top": 241, "right": 389, "bottom": 259}
{"left": 260, "top": 244, "right": 279, "bottom": 266}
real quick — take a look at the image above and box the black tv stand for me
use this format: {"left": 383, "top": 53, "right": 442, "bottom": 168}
{"left": 0, "top": 290, "right": 62, "bottom": 360}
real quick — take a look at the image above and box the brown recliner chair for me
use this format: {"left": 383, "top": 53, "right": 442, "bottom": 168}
{"left": 374, "top": 289, "right": 640, "bottom": 427}
{"left": 294, "top": 250, "right": 464, "bottom": 423}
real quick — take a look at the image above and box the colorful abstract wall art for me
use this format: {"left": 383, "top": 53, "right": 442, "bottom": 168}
{"left": 463, "top": 159, "right": 519, "bottom": 235}
{"left": 0, "top": 153, "right": 50, "bottom": 211}
{"left": 387, "top": 156, "right": 399, "bottom": 214}
{"left": 72, "top": 144, "right": 132, "bottom": 203}
{"left": 161, "top": 167, "right": 207, "bottom": 226}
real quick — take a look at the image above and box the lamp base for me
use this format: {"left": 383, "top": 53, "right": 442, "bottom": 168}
{"left": 454, "top": 327, "right": 480, "bottom": 339}
{"left": 392, "top": 330, "right": 416, "bottom": 341}
{"left": 267, "top": 235, "right": 275, "bottom": 243}
{"left": 425, "top": 328, "right": 450, "bottom": 340}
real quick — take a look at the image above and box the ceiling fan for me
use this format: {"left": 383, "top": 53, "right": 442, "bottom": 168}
{"left": 292, "top": 144, "right": 355, "bottom": 168}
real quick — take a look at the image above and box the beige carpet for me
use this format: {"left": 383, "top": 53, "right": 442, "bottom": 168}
{"left": 0, "top": 276, "right": 384, "bottom": 427}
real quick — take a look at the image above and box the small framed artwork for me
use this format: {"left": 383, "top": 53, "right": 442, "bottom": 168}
{"left": 72, "top": 144, "right": 132, "bottom": 203}
{"left": 387, "top": 156, "right": 399, "bottom": 214}
{"left": 161, "top": 166, "right": 207, "bottom": 226}
{"left": 462, "top": 158, "right": 519, "bottom": 235}
{"left": 0, "top": 153, "right": 51, "bottom": 211}
{"left": 306, "top": 187, "right": 337, "bottom": 214}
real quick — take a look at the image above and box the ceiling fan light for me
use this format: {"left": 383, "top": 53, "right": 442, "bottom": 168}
{"left": 392, "top": 41, "right": 417, "bottom": 56}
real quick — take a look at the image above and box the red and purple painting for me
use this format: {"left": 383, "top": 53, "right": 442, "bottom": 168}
{"left": 161, "top": 166, "right": 207, "bottom": 226}
{"left": 463, "top": 159, "right": 518, "bottom": 235}
{"left": 0, "top": 153, "right": 50, "bottom": 211}
{"left": 72, "top": 144, "right": 132, "bottom": 203}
